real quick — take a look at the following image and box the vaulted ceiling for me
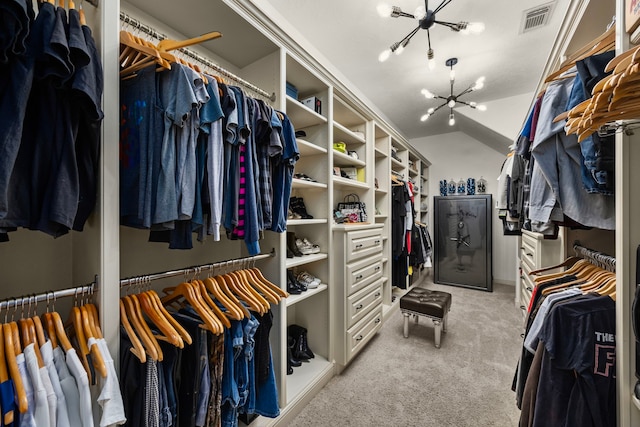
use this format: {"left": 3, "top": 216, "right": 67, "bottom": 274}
{"left": 254, "top": 0, "right": 615, "bottom": 147}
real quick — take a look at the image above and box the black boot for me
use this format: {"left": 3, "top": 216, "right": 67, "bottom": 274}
{"left": 287, "top": 269, "right": 306, "bottom": 292}
{"left": 288, "top": 336, "right": 302, "bottom": 371}
{"left": 291, "top": 197, "right": 313, "bottom": 219}
{"left": 286, "top": 270, "right": 302, "bottom": 295}
{"left": 287, "top": 232, "right": 303, "bottom": 257}
{"left": 289, "top": 324, "right": 314, "bottom": 360}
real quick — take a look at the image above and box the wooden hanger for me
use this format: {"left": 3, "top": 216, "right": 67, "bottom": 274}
{"left": 69, "top": 305, "right": 94, "bottom": 382}
{"left": 249, "top": 268, "right": 289, "bottom": 299}
{"left": 533, "top": 259, "right": 589, "bottom": 284}
{"left": 544, "top": 25, "right": 615, "bottom": 83}
{"left": 212, "top": 274, "right": 251, "bottom": 318}
{"left": 203, "top": 276, "right": 244, "bottom": 321}
{"left": 80, "top": 304, "right": 107, "bottom": 378}
{"left": 244, "top": 269, "right": 281, "bottom": 304}
{"left": 225, "top": 270, "right": 267, "bottom": 314}
{"left": 144, "top": 290, "right": 192, "bottom": 345}
{"left": 155, "top": 31, "right": 222, "bottom": 52}
{"left": 130, "top": 294, "right": 165, "bottom": 359}
{"left": 529, "top": 256, "right": 581, "bottom": 276}
{"left": 238, "top": 269, "right": 279, "bottom": 305}
{"left": 119, "top": 300, "right": 146, "bottom": 363}
{"left": 194, "top": 280, "right": 231, "bottom": 329}
{"left": 119, "top": 31, "right": 171, "bottom": 77}
{"left": 160, "top": 282, "right": 223, "bottom": 335}
{"left": 121, "top": 295, "right": 160, "bottom": 361}
{"left": 136, "top": 291, "right": 183, "bottom": 348}
{"left": 3, "top": 323, "right": 27, "bottom": 414}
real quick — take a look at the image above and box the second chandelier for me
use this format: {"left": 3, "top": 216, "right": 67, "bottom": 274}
{"left": 420, "top": 57, "right": 486, "bottom": 126}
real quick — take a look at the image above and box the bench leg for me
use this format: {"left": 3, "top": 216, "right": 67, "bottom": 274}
{"left": 433, "top": 319, "right": 442, "bottom": 348}
{"left": 443, "top": 312, "right": 448, "bottom": 333}
{"left": 403, "top": 313, "right": 410, "bottom": 338}
{"left": 414, "top": 314, "right": 419, "bottom": 324}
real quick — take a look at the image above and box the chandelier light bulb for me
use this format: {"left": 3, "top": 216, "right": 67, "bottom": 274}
{"left": 377, "top": 4, "right": 393, "bottom": 17}
{"left": 447, "top": 99, "right": 456, "bottom": 108}
{"left": 427, "top": 107, "right": 435, "bottom": 114}
{"left": 476, "top": 104, "right": 487, "bottom": 111}
{"left": 420, "top": 113, "right": 430, "bottom": 122}
{"left": 472, "top": 76, "right": 485, "bottom": 90}
{"left": 466, "top": 22, "right": 485, "bottom": 34}
{"left": 395, "top": 45, "right": 405, "bottom": 55}
{"left": 427, "top": 48, "right": 435, "bottom": 70}
{"left": 414, "top": 6, "right": 426, "bottom": 20}
{"left": 448, "top": 113, "right": 455, "bottom": 126}
{"left": 378, "top": 49, "right": 392, "bottom": 62}
{"left": 421, "top": 89, "right": 435, "bottom": 99}
{"left": 449, "top": 69, "right": 456, "bottom": 81}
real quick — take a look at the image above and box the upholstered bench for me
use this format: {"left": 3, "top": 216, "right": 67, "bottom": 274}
{"left": 400, "top": 288, "right": 452, "bottom": 348}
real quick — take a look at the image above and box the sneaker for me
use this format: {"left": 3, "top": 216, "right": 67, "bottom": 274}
{"left": 297, "top": 272, "right": 320, "bottom": 289}
{"left": 295, "top": 238, "right": 315, "bottom": 255}
{"left": 302, "top": 238, "right": 320, "bottom": 254}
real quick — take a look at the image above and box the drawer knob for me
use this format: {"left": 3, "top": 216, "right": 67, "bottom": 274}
{"left": 374, "top": 240, "right": 381, "bottom": 244}
{"left": 375, "top": 292, "right": 381, "bottom": 298}
{"left": 355, "top": 244, "right": 363, "bottom": 249}
{"left": 520, "top": 305, "right": 526, "bottom": 310}
{"left": 526, "top": 287, "right": 532, "bottom": 291}
{"left": 374, "top": 266, "right": 381, "bottom": 271}
{"left": 526, "top": 252, "right": 533, "bottom": 257}
{"left": 355, "top": 304, "right": 363, "bottom": 310}
{"left": 356, "top": 274, "right": 363, "bottom": 280}
{"left": 375, "top": 318, "right": 381, "bottom": 324}
{"left": 356, "top": 335, "right": 364, "bottom": 341}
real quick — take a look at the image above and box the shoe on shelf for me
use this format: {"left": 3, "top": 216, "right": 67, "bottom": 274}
{"left": 295, "top": 238, "right": 314, "bottom": 255}
{"left": 288, "top": 337, "right": 302, "bottom": 370}
{"left": 287, "top": 269, "right": 306, "bottom": 292}
{"left": 288, "top": 208, "right": 302, "bottom": 220}
{"left": 290, "top": 197, "right": 313, "bottom": 219}
{"left": 287, "top": 232, "right": 303, "bottom": 257}
{"left": 302, "top": 238, "right": 320, "bottom": 254}
{"left": 286, "top": 270, "right": 302, "bottom": 294}
{"left": 296, "top": 271, "right": 320, "bottom": 289}
{"left": 293, "top": 173, "right": 317, "bottom": 182}
{"left": 289, "top": 324, "right": 314, "bottom": 360}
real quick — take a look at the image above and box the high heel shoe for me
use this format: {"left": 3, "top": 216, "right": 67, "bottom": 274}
{"left": 287, "top": 232, "right": 303, "bottom": 257}
{"left": 288, "top": 336, "right": 302, "bottom": 372}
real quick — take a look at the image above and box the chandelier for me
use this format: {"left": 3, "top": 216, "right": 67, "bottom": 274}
{"left": 420, "top": 57, "right": 486, "bottom": 126}
{"left": 377, "top": 0, "right": 484, "bottom": 69}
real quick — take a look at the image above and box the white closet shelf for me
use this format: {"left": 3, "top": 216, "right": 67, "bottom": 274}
{"left": 333, "top": 121, "right": 366, "bottom": 145}
{"left": 285, "top": 355, "right": 332, "bottom": 405}
{"left": 408, "top": 168, "right": 419, "bottom": 176}
{"left": 286, "top": 96, "right": 327, "bottom": 128}
{"left": 391, "top": 157, "right": 403, "bottom": 169}
{"left": 375, "top": 214, "right": 388, "bottom": 219}
{"left": 286, "top": 283, "right": 328, "bottom": 307}
{"left": 332, "top": 223, "right": 382, "bottom": 231}
{"left": 375, "top": 188, "right": 388, "bottom": 195}
{"left": 286, "top": 253, "right": 328, "bottom": 268}
{"left": 287, "top": 219, "right": 328, "bottom": 226}
{"left": 332, "top": 150, "right": 366, "bottom": 167}
{"left": 374, "top": 148, "right": 387, "bottom": 159}
{"left": 332, "top": 176, "right": 369, "bottom": 189}
{"left": 292, "top": 178, "right": 328, "bottom": 189}
{"left": 296, "top": 138, "right": 328, "bottom": 156}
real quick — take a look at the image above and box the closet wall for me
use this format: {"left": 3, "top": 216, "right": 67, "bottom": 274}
{"left": 411, "top": 131, "right": 518, "bottom": 285}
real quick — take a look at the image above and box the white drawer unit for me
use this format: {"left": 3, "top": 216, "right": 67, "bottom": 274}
{"left": 334, "top": 225, "right": 385, "bottom": 366}
{"left": 345, "top": 305, "right": 383, "bottom": 361}
{"left": 346, "top": 255, "right": 383, "bottom": 294}
{"left": 518, "top": 230, "right": 564, "bottom": 318}
{"left": 346, "top": 279, "right": 383, "bottom": 328}
{"left": 346, "top": 228, "right": 383, "bottom": 263}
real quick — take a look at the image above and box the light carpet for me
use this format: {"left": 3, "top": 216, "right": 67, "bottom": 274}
{"left": 290, "top": 280, "right": 523, "bottom": 426}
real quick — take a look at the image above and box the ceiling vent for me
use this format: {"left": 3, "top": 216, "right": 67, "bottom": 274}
{"left": 520, "top": 2, "right": 555, "bottom": 33}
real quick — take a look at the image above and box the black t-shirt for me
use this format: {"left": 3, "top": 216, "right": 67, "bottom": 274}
{"left": 533, "top": 293, "right": 616, "bottom": 427}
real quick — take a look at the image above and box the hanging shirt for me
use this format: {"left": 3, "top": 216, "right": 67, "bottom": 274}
{"left": 96, "top": 338, "right": 127, "bottom": 426}
{"left": 24, "top": 343, "right": 51, "bottom": 427}
{"left": 71, "top": 11, "right": 104, "bottom": 231}
{"left": 53, "top": 345, "right": 82, "bottom": 426}
{"left": 16, "top": 352, "right": 37, "bottom": 427}
{"left": 65, "top": 347, "right": 95, "bottom": 427}
{"left": 41, "top": 341, "right": 72, "bottom": 427}
{"left": 144, "top": 359, "right": 160, "bottom": 427}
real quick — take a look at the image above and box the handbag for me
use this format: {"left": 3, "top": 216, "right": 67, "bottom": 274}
{"left": 337, "top": 193, "right": 368, "bottom": 223}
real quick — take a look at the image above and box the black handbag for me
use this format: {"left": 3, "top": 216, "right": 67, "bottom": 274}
{"left": 337, "top": 193, "right": 367, "bottom": 223}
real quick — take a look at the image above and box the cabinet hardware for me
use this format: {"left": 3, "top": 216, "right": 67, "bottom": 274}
{"left": 374, "top": 266, "right": 381, "bottom": 271}
{"left": 375, "top": 318, "right": 381, "bottom": 324}
{"left": 356, "top": 274, "right": 363, "bottom": 280}
{"left": 355, "top": 244, "right": 363, "bottom": 249}
{"left": 520, "top": 305, "right": 526, "bottom": 310}
{"left": 526, "top": 287, "right": 532, "bottom": 291}
{"left": 374, "top": 240, "right": 381, "bottom": 244}
{"left": 375, "top": 292, "right": 381, "bottom": 297}
{"left": 356, "top": 335, "right": 363, "bottom": 341}
{"left": 355, "top": 304, "right": 363, "bottom": 310}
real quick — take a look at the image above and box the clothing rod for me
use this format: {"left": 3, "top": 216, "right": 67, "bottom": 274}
{"left": 0, "top": 281, "right": 96, "bottom": 312}
{"left": 119, "top": 12, "right": 276, "bottom": 102}
{"left": 573, "top": 242, "right": 616, "bottom": 273}
{"left": 119, "top": 249, "right": 276, "bottom": 288}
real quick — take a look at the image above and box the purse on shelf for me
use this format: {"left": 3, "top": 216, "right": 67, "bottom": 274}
{"left": 337, "top": 193, "right": 368, "bottom": 223}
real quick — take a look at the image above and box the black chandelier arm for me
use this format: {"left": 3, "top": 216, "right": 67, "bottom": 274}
{"left": 456, "top": 84, "right": 476, "bottom": 98}
{"left": 430, "top": 103, "right": 449, "bottom": 114}
{"left": 434, "top": 20, "right": 462, "bottom": 31}
{"left": 433, "top": 0, "right": 454, "bottom": 15}
{"left": 455, "top": 100, "right": 474, "bottom": 107}
{"left": 400, "top": 26, "right": 421, "bottom": 45}
{"left": 427, "top": 28, "right": 432, "bottom": 50}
